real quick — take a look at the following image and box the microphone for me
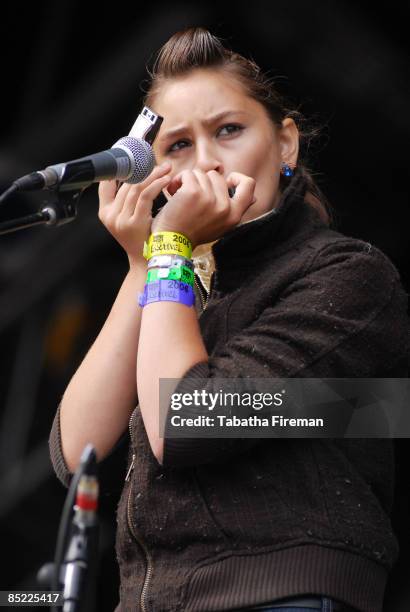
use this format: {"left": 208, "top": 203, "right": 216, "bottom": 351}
{"left": 11, "top": 136, "right": 156, "bottom": 193}
{"left": 0, "top": 106, "right": 163, "bottom": 206}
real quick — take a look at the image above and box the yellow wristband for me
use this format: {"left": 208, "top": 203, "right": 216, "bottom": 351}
{"left": 143, "top": 231, "right": 192, "bottom": 260}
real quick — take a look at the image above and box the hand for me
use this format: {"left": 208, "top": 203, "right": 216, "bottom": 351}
{"left": 98, "top": 162, "right": 172, "bottom": 269}
{"left": 151, "top": 169, "right": 256, "bottom": 249}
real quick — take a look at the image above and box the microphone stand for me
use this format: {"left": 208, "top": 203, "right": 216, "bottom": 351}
{"left": 37, "top": 445, "right": 99, "bottom": 612}
{"left": 0, "top": 187, "right": 84, "bottom": 235}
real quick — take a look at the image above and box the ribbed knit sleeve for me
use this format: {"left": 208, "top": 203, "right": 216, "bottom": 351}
{"left": 162, "top": 240, "right": 408, "bottom": 468}
{"left": 49, "top": 402, "right": 73, "bottom": 488}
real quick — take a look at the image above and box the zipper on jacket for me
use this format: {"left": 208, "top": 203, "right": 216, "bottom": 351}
{"left": 129, "top": 406, "right": 137, "bottom": 439}
{"left": 125, "top": 407, "right": 154, "bottom": 612}
{"left": 125, "top": 408, "right": 137, "bottom": 481}
{"left": 127, "top": 478, "right": 154, "bottom": 612}
{"left": 125, "top": 454, "right": 135, "bottom": 482}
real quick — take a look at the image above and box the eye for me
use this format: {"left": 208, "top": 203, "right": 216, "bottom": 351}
{"left": 166, "top": 124, "right": 244, "bottom": 153}
{"left": 218, "top": 123, "right": 244, "bottom": 136}
{"left": 168, "top": 139, "right": 190, "bottom": 153}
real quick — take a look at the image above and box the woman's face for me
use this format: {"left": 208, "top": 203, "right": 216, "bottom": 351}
{"left": 151, "top": 68, "right": 299, "bottom": 223}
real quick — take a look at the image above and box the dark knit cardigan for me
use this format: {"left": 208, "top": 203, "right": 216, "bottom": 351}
{"left": 49, "top": 169, "right": 409, "bottom": 612}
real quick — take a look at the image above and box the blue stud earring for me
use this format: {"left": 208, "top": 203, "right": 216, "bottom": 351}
{"left": 280, "top": 162, "right": 294, "bottom": 177}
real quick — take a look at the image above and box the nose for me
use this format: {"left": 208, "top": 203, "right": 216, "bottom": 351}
{"left": 195, "top": 140, "right": 224, "bottom": 175}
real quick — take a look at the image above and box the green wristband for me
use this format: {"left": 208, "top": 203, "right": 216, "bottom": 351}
{"left": 146, "top": 265, "right": 194, "bottom": 286}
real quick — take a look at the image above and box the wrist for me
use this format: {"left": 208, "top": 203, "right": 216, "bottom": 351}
{"left": 143, "top": 231, "right": 193, "bottom": 261}
{"left": 128, "top": 255, "right": 147, "bottom": 276}
{"left": 138, "top": 242, "right": 195, "bottom": 309}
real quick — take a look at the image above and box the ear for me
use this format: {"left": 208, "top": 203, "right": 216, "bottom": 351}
{"left": 279, "top": 117, "right": 299, "bottom": 167}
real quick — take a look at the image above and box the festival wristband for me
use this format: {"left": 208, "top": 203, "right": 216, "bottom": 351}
{"left": 138, "top": 280, "right": 195, "bottom": 308}
{"left": 143, "top": 231, "right": 192, "bottom": 260}
{"left": 147, "top": 254, "right": 194, "bottom": 271}
{"left": 146, "top": 265, "right": 194, "bottom": 286}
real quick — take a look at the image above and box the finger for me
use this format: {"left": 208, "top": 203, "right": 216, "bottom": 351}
{"left": 102, "top": 163, "right": 172, "bottom": 216}
{"left": 192, "top": 169, "right": 213, "bottom": 198}
{"left": 98, "top": 181, "right": 136, "bottom": 225}
{"left": 228, "top": 185, "right": 256, "bottom": 204}
{"left": 206, "top": 170, "right": 230, "bottom": 205}
{"left": 166, "top": 173, "right": 183, "bottom": 196}
{"left": 98, "top": 179, "right": 118, "bottom": 207}
{"left": 226, "top": 172, "right": 256, "bottom": 215}
{"left": 127, "top": 174, "right": 172, "bottom": 217}
{"left": 121, "top": 162, "right": 171, "bottom": 205}
{"left": 206, "top": 171, "right": 244, "bottom": 203}
{"left": 179, "top": 169, "right": 201, "bottom": 193}
{"left": 137, "top": 176, "right": 172, "bottom": 217}
{"left": 119, "top": 183, "right": 144, "bottom": 217}
{"left": 139, "top": 161, "right": 171, "bottom": 190}
{"left": 167, "top": 168, "right": 199, "bottom": 196}
{"left": 105, "top": 181, "right": 134, "bottom": 216}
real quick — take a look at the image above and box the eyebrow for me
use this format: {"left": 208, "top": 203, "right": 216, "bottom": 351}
{"left": 159, "top": 110, "right": 248, "bottom": 142}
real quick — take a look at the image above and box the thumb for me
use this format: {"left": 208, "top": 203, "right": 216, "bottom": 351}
{"left": 98, "top": 179, "right": 118, "bottom": 206}
{"left": 227, "top": 172, "right": 256, "bottom": 210}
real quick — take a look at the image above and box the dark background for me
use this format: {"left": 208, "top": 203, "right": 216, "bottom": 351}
{"left": 0, "top": 1, "right": 409, "bottom": 610}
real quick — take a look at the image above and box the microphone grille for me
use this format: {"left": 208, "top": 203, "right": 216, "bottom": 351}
{"left": 113, "top": 136, "right": 155, "bottom": 183}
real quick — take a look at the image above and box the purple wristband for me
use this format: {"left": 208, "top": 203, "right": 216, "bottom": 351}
{"left": 138, "top": 280, "right": 195, "bottom": 307}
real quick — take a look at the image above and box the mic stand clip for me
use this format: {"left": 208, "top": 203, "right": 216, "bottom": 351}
{"left": 0, "top": 187, "right": 84, "bottom": 236}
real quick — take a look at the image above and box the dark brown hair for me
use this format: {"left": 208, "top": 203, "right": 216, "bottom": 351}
{"left": 143, "top": 27, "right": 332, "bottom": 225}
